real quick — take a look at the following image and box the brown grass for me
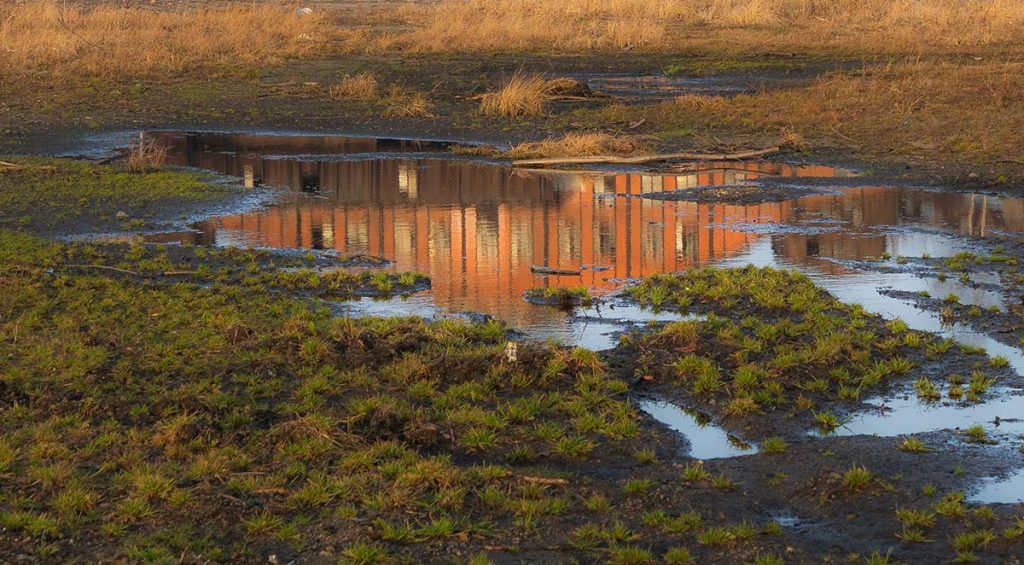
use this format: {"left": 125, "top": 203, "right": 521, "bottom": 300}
{"left": 597, "top": 60, "right": 1024, "bottom": 164}
{"left": 480, "top": 73, "right": 593, "bottom": 118}
{"left": 480, "top": 72, "right": 549, "bottom": 118}
{"left": 0, "top": 1, "right": 328, "bottom": 79}
{"left": 125, "top": 136, "right": 168, "bottom": 173}
{"left": 383, "top": 88, "right": 435, "bottom": 119}
{"left": 373, "top": 0, "right": 1024, "bottom": 55}
{"left": 329, "top": 72, "right": 379, "bottom": 101}
{"left": 506, "top": 133, "right": 656, "bottom": 160}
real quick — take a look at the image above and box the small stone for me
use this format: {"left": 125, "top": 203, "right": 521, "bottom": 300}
{"left": 115, "top": 211, "right": 129, "bottom": 220}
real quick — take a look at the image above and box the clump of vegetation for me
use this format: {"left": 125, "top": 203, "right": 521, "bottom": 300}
{"left": 525, "top": 286, "right": 593, "bottom": 308}
{"left": 479, "top": 71, "right": 549, "bottom": 118}
{"left": 479, "top": 72, "right": 592, "bottom": 118}
{"left": 622, "top": 267, "right": 928, "bottom": 428}
{"left": 897, "top": 437, "right": 932, "bottom": 453}
{"left": 125, "top": 136, "right": 168, "bottom": 173}
{"left": 383, "top": 88, "right": 435, "bottom": 118}
{"left": 506, "top": 133, "right": 655, "bottom": 160}
{"left": 329, "top": 72, "right": 379, "bottom": 101}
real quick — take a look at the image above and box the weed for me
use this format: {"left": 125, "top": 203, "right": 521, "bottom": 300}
{"left": 329, "top": 73, "right": 379, "bottom": 101}
{"left": 897, "top": 437, "right": 932, "bottom": 453}
{"left": 681, "top": 462, "right": 709, "bottom": 482}
{"left": 761, "top": 436, "right": 789, "bottom": 454}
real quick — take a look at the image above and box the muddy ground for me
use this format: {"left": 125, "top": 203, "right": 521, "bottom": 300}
{"left": 3, "top": 156, "right": 1024, "bottom": 562}
{"left": 3, "top": 4, "right": 1024, "bottom": 561}
{"left": 4, "top": 50, "right": 1020, "bottom": 197}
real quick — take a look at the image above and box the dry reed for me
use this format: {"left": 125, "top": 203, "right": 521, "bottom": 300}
{"left": 480, "top": 72, "right": 550, "bottom": 118}
{"left": 0, "top": 1, "right": 328, "bottom": 79}
{"left": 329, "top": 73, "right": 379, "bottom": 101}
{"left": 380, "top": 0, "right": 1024, "bottom": 55}
{"left": 506, "top": 133, "right": 656, "bottom": 160}
{"left": 126, "top": 137, "right": 168, "bottom": 173}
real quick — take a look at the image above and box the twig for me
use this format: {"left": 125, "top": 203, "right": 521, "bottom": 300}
{"left": 64, "top": 264, "right": 198, "bottom": 277}
{"left": 530, "top": 265, "right": 581, "bottom": 276}
{"left": 64, "top": 264, "right": 142, "bottom": 276}
{"left": 827, "top": 124, "right": 861, "bottom": 145}
{"left": 521, "top": 475, "right": 569, "bottom": 486}
{"left": 512, "top": 146, "right": 780, "bottom": 167}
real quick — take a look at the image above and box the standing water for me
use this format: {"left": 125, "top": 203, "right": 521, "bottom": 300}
{"left": 146, "top": 132, "right": 1024, "bottom": 354}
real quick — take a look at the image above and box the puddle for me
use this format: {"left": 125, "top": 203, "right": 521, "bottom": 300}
{"left": 137, "top": 132, "right": 1024, "bottom": 360}
{"left": 833, "top": 390, "right": 1024, "bottom": 438}
{"left": 970, "top": 469, "right": 1024, "bottom": 504}
{"left": 638, "top": 399, "right": 757, "bottom": 459}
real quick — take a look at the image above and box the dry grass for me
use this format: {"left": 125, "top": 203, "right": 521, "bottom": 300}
{"left": 375, "top": 0, "right": 1024, "bottom": 55}
{"left": 383, "top": 88, "right": 435, "bottom": 118}
{"left": 506, "top": 133, "right": 656, "bottom": 160}
{"left": 125, "top": 137, "right": 168, "bottom": 173}
{"left": 598, "top": 60, "right": 1024, "bottom": 163}
{"left": 329, "top": 72, "right": 379, "bottom": 101}
{"left": 0, "top": 1, "right": 328, "bottom": 79}
{"left": 480, "top": 72, "right": 549, "bottom": 118}
{"left": 480, "top": 73, "right": 593, "bottom": 118}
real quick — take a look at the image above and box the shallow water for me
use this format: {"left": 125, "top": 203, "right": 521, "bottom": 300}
{"left": 137, "top": 131, "right": 1024, "bottom": 495}
{"left": 970, "top": 469, "right": 1024, "bottom": 504}
{"left": 145, "top": 131, "right": 1024, "bottom": 356}
{"left": 637, "top": 399, "right": 758, "bottom": 459}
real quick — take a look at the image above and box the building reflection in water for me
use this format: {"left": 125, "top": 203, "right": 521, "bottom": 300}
{"left": 153, "top": 132, "right": 1024, "bottom": 326}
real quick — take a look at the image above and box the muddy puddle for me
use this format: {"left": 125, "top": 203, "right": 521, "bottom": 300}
{"left": 142, "top": 132, "right": 1024, "bottom": 352}
{"left": 638, "top": 399, "right": 758, "bottom": 459}
{"left": 126, "top": 130, "right": 1024, "bottom": 502}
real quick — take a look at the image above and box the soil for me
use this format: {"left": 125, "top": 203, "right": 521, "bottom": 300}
{"left": 5, "top": 11, "right": 1024, "bottom": 560}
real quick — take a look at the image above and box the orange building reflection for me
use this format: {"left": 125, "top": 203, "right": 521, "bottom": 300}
{"left": 154, "top": 132, "right": 1024, "bottom": 324}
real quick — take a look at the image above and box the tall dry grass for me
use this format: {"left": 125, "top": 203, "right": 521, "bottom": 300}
{"left": 480, "top": 72, "right": 549, "bottom": 117}
{"left": 507, "top": 133, "right": 655, "bottom": 159}
{"left": 0, "top": 1, "right": 328, "bottom": 79}
{"left": 329, "top": 72, "right": 379, "bottom": 101}
{"left": 379, "top": 0, "right": 1024, "bottom": 54}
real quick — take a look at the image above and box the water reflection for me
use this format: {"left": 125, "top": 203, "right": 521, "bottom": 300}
{"left": 150, "top": 132, "right": 1024, "bottom": 337}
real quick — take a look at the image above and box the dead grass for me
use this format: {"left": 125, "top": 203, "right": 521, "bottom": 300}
{"left": 0, "top": 1, "right": 328, "bottom": 79}
{"left": 480, "top": 73, "right": 593, "bottom": 118}
{"left": 372, "top": 0, "right": 1024, "bottom": 55}
{"left": 506, "top": 133, "right": 656, "bottom": 160}
{"left": 383, "top": 88, "right": 435, "bottom": 118}
{"left": 125, "top": 136, "right": 168, "bottom": 173}
{"left": 329, "top": 72, "right": 379, "bottom": 101}
{"left": 480, "top": 72, "right": 549, "bottom": 118}
{"left": 597, "top": 60, "right": 1024, "bottom": 164}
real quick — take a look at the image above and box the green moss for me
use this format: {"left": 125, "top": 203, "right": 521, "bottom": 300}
{"left": 0, "top": 157, "right": 231, "bottom": 233}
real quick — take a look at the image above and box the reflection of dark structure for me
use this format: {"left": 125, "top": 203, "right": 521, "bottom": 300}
{"left": 147, "top": 131, "right": 1024, "bottom": 325}
{"left": 299, "top": 161, "right": 321, "bottom": 194}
